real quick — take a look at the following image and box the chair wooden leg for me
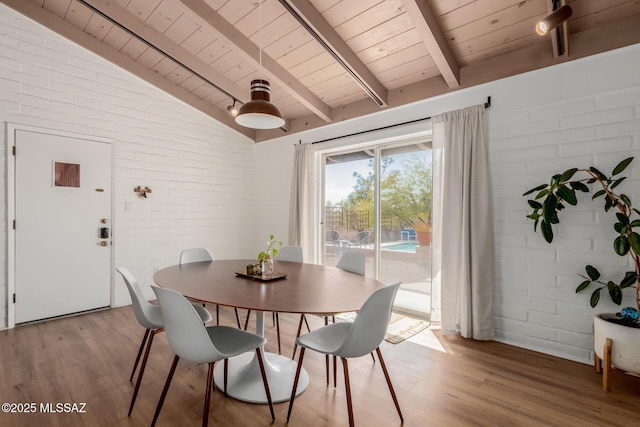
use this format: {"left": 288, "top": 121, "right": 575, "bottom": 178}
{"left": 272, "top": 311, "right": 276, "bottom": 327}
{"left": 341, "top": 357, "right": 355, "bottom": 427}
{"left": 326, "top": 354, "right": 330, "bottom": 386}
{"left": 275, "top": 312, "right": 281, "bottom": 355}
{"left": 129, "top": 329, "right": 156, "bottom": 416}
{"left": 244, "top": 309, "right": 251, "bottom": 331}
{"left": 603, "top": 338, "right": 612, "bottom": 391}
{"left": 370, "top": 352, "right": 376, "bottom": 363}
{"left": 287, "top": 347, "right": 305, "bottom": 421}
{"left": 151, "top": 355, "right": 179, "bottom": 427}
{"left": 255, "top": 349, "right": 275, "bottom": 422}
{"left": 303, "top": 314, "right": 310, "bottom": 332}
{"left": 292, "top": 314, "right": 305, "bottom": 359}
{"left": 376, "top": 347, "right": 403, "bottom": 423}
{"left": 215, "top": 304, "right": 219, "bottom": 326}
{"left": 333, "top": 355, "right": 337, "bottom": 388}
{"left": 234, "top": 308, "right": 241, "bottom": 329}
{"left": 130, "top": 329, "right": 150, "bottom": 382}
{"left": 324, "top": 316, "right": 330, "bottom": 385}
{"left": 223, "top": 358, "right": 229, "bottom": 396}
{"left": 203, "top": 362, "right": 215, "bottom": 427}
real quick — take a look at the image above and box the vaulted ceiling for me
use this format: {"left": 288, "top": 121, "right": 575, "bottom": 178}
{"left": 3, "top": 0, "right": 640, "bottom": 141}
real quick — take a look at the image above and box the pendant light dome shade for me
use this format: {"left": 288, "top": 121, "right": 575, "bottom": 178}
{"left": 235, "top": 80, "right": 285, "bottom": 129}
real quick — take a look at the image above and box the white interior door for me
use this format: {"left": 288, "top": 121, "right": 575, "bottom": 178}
{"left": 14, "top": 129, "right": 112, "bottom": 323}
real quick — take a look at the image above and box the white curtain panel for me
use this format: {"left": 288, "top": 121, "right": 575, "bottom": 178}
{"left": 432, "top": 105, "right": 494, "bottom": 340}
{"left": 289, "top": 143, "right": 315, "bottom": 261}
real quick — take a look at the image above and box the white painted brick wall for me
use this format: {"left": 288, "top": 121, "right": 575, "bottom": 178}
{"left": 253, "top": 141, "right": 296, "bottom": 250}
{"left": 489, "top": 49, "right": 640, "bottom": 363}
{"left": 0, "top": 5, "right": 255, "bottom": 326}
{"left": 254, "top": 44, "right": 640, "bottom": 365}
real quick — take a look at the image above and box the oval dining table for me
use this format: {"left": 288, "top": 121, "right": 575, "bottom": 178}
{"left": 153, "top": 258, "right": 385, "bottom": 404}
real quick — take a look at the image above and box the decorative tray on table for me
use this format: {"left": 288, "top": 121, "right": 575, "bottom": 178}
{"left": 235, "top": 270, "right": 287, "bottom": 282}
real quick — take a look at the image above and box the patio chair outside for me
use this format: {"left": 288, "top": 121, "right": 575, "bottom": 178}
{"left": 325, "top": 229, "right": 340, "bottom": 243}
{"left": 325, "top": 230, "right": 341, "bottom": 255}
{"left": 346, "top": 230, "right": 370, "bottom": 249}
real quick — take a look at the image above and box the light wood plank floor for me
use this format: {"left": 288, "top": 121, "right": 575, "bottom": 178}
{"left": 0, "top": 305, "right": 638, "bottom": 426}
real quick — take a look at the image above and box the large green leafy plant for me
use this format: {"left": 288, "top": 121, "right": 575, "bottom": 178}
{"left": 523, "top": 157, "right": 640, "bottom": 316}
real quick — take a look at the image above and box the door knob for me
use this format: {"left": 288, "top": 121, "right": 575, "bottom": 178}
{"left": 100, "top": 241, "right": 108, "bottom": 247}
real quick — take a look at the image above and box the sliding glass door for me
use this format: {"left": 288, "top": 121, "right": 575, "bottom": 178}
{"left": 378, "top": 145, "right": 432, "bottom": 317}
{"left": 322, "top": 140, "right": 432, "bottom": 317}
{"left": 323, "top": 150, "right": 374, "bottom": 275}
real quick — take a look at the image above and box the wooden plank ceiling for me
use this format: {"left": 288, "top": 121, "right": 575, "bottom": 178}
{"left": 3, "top": 0, "right": 640, "bottom": 141}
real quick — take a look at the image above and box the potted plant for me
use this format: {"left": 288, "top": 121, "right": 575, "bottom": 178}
{"left": 412, "top": 212, "right": 432, "bottom": 246}
{"left": 258, "top": 234, "right": 282, "bottom": 276}
{"left": 523, "top": 157, "right": 640, "bottom": 390}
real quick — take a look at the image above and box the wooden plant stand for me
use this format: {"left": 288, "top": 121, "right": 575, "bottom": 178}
{"left": 593, "top": 337, "right": 612, "bottom": 391}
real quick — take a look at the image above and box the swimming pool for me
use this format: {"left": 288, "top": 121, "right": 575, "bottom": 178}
{"left": 383, "top": 242, "right": 419, "bottom": 253}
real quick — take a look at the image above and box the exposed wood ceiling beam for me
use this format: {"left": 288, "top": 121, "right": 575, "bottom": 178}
{"left": 399, "top": 0, "right": 460, "bottom": 88}
{"left": 278, "top": 0, "right": 388, "bottom": 107}
{"left": 0, "top": 0, "right": 255, "bottom": 139}
{"left": 178, "top": 0, "right": 333, "bottom": 123}
{"left": 80, "top": 0, "right": 248, "bottom": 104}
{"left": 257, "top": 14, "right": 640, "bottom": 141}
{"left": 5, "top": 0, "right": 639, "bottom": 144}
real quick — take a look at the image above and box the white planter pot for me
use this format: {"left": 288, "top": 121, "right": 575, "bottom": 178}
{"left": 593, "top": 313, "right": 640, "bottom": 390}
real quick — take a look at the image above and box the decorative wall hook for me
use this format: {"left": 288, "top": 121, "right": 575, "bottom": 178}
{"left": 134, "top": 186, "right": 152, "bottom": 199}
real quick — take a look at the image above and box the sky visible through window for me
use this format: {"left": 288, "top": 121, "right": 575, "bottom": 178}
{"left": 325, "top": 150, "right": 432, "bottom": 204}
{"left": 325, "top": 159, "right": 370, "bottom": 204}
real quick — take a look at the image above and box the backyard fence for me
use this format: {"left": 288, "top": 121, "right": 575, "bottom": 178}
{"left": 325, "top": 206, "right": 405, "bottom": 233}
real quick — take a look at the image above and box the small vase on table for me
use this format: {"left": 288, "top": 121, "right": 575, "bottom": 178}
{"left": 261, "top": 254, "right": 274, "bottom": 277}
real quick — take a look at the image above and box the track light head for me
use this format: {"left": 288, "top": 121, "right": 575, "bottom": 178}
{"left": 227, "top": 101, "right": 239, "bottom": 117}
{"left": 536, "top": 5, "right": 572, "bottom": 36}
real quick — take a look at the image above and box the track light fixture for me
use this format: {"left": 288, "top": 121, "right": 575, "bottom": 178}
{"left": 535, "top": 4, "right": 572, "bottom": 36}
{"left": 227, "top": 100, "right": 239, "bottom": 117}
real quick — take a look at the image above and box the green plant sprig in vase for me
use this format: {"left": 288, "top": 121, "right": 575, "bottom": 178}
{"left": 258, "top": 234, "right": 283, "bottom": 262}
{"left": 258, "top": 234, "right": 282, "bottom": 276}
{"left": 523, "top": 157, "right": 640, "bottom": 326}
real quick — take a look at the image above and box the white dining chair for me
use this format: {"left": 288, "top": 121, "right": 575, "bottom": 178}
{"left": 287, "top": 282, "right": 403, "bottom": 427}
{"left": 150, "top": 286, "right": 274, "bottom": 427}
{"left": 179, "top": 247, "right": 213, "bottom": 264}
{"left": 292, "top": 251, "right": 366, "bottom": 384}
{"left": 116, "top": 266, "right": 212, "bottom": 417}
{"left": 336, "top": 251, "right": 366, "bottom": 275}
{"left": 179, "top": 248, "right": 242, "bottom": 329}
{"left": 244, "top": 245, "right": 304, "bottom": 355}
{"left": 277, "top": 245, "right": 303, "bottom": 262}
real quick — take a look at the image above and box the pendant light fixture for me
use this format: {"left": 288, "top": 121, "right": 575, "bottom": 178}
{"left": 235, "top": 1, "right": 284, "bottom": 129}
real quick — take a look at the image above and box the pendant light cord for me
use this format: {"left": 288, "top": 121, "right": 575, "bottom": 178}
{"left": 259, "top": 0, "right": 263, "bottom": 81}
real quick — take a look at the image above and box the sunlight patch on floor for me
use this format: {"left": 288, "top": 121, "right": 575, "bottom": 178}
{"left": 406, "top": 325, "right": 447, "bottom": 353}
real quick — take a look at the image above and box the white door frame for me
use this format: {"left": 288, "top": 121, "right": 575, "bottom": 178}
{"left": 6, "top": 123, "right": 116, "bottom": 329}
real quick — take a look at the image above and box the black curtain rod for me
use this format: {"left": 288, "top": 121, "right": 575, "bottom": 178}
{"left": 309, "top": 96, "right": 491, "bottom": 145}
